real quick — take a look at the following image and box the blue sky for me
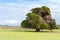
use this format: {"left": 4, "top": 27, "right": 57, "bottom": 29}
{"left": 0, "top": 0, "right": 60, "bottom": 26}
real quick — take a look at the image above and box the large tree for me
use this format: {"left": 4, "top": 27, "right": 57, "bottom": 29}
{"left": 21, "top": 6, "right": 57, "bottom": 32}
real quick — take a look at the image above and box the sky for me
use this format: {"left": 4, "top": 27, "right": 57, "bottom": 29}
{"left": 0, "top": 0, "right": 60, "bottom": 26}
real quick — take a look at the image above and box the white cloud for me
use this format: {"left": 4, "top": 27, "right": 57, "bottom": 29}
{"left": 4, "top": 20, "right": 19, "bottom": 24}
{"left": 0, "top": 19, "right": 20, "bottom": 26}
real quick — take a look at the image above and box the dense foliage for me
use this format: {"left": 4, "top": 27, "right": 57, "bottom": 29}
{"left": 21, "top": 6, "right": 57, "bottom": 32}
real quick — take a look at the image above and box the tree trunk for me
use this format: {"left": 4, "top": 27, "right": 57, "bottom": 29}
{"left": 50, "top": 28, "right": 52, "bottom": 32}
{"left": 36, "top": 28, "right": 40, "bottom": 32}
{"left": 50, "top": 26, "right": 53, "bottom": 32}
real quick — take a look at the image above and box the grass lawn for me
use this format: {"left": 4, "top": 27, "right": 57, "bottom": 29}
{"left": 0, "top": 29, "right": 60, "bottom": 40}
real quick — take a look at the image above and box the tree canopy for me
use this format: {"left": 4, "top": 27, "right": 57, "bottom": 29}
{"left": 21, "top": 6, "right": 57, "bottom": 32}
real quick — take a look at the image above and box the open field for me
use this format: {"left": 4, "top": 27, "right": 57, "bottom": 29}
{"left": 0, "top": 30, "right": 60, "bottom": 40}
{"left": 0, "top": 26, "right": 60, "bottom": 40}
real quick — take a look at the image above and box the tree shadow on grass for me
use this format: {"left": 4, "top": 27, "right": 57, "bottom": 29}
{"left": 11, "top": 29, "right": 60, "bottom": 34}
{"left": 12, "top": 30, "right": 52, "bottom": 33}
{"left": 24, "top": 31, "right": 51, "bottom": 33}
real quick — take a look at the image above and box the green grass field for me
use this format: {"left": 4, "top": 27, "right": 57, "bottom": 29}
{"left": 0, "top": 26, "right": 60, "bottom": 40}
{"left": 0, "top": 29, "right": 60, "bottom": 40}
